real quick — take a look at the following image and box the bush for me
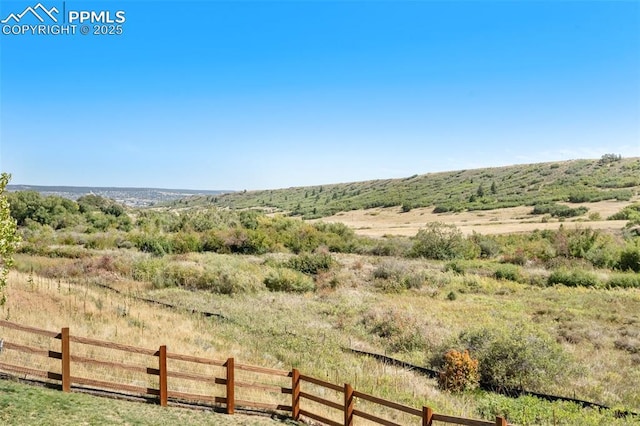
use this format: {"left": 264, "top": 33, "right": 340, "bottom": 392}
{"left": 470, "top": 233, "right": 501, "bottom": 258}
{"left": 434, "top": 324, "right": 569, "bottom": 391}
{"left": 411, "top": 222, "right": 479, "bottom": 260}
{"left": 493, "top": 264, "right": 522, "bottom": 282}
{"left": 131, "top": 257, "right": 165, "bottom": 283}
{"left": 171, "top": 232, "right": 202, "bottom": 254}
{"left": 365, "top": 237, "right": 412, "bottom": 257}
{"left": 264, "top": 268, "right": 315, "bottom": 293}
{"left": 618, "top": 244, "right": 640, "bottom": 272}
{"left": 599, "top": 153, "right": 622, "bottom": 164}
{"left": 438, "top": 349, "right": 479, "bottom": 392}
{"left": 608, "top": 202, "right": 640, "bottom": 224}
{"left": 547, "top": 269, "right": 600, "bottom": 287}
{"left": 444, "top": 261, "right": 465, "bottom": 275}
{"left": 133, "top": 233, "right": 173, "bottom": 256}
{"left": 286, "top": 252, "right": 334, "bottom": 275}
{"left": 532, "top": 203, "right": 588, "bottom": 218}
{"left": 363, "top": 309, "right": 427, "bottom": 352}
{"left": 607, "top": 273, "right": 640, "bottom": 289}
{"left": 208, "top": 268, "right": 263, "bottom": 294}
{"left": 401, "top": 272, "right": 426, "bottom": 290}
{"left": 371, "top": 260, "right": 426, "bottom": 292}
{"left": 372, "top": 260, "right": 407, "bottom": 280}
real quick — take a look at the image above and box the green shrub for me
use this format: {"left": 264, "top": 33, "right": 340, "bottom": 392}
{"left": 264, "top": 268, "right": 315, "bottom": 293}
{"left": 207, "top": 267, "right": 263, "bottom": 294}
{"left": 363, "top": 309, "right": 427, "bottom": 352}
{"left": 365, "top": 237, "right": 412, "bottom": 257}
{"left": 607, "top": 272, "right": 640, "bottom": 289}
{"left": 547, "top": 269, "right": 600, "bottom": 287}
{"left": 401, "top": 203, "right": 413, "bottom": 213}
{"left": 608, "top": 202, "right": 640, "bottom": 223}
{"left": 470, "top": 233, "right": 501, "bottom": 258}
{"left": 434, "top": 324, "right": 569, "bottom": 391}
{"left": 411, "top": 222, "right": 479, "bottom": 260}
{"left": 220, "top": 228, "right": 270, "bottom": 255}
{"left": 133, "top": 233, "right": 173, "bottom": 256}
{"left": 493, "top": 264, "right": 522, "bottom": 282}
{"left": 171, "top": 232, "right": 202, "bottom": 254}
{"left": 286, "top": 252, "right": 334, "bottom": 275}
{"left": 201, "top": 230, "right": 225, "bottom": 252}
{"left": 372, "top": 260, "right": 425, "bottom": 291}
{"left": 131, "top": 257, "right": 165, "bottom": 283}
{"left": 152, "top": 263, "right": 206, "bottom": 289}
{"left": 532, "top": 203, "right": 588, "bottom": 218}
{"left": 618, "top": 244, "right": 640, "bottom": 272}
{"left": 444, "top": 261, "right": 465, "bottom": 275}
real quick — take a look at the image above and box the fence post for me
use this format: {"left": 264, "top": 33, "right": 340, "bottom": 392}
{"left": 226, "top": 357, "right": 235, "bottom": 415}
{"left": 61, "top": 327, "right": 70, "bottom": 392}
{"left": 292, "top": 368, "right": 300, "bottom": 420}
{"left": 496, "top": 416, "right": 507, "bottom": 426}
{"left": 344, "top": 383, "right": 354, "bottom": 426}
{"left": 159, "top": 345, "right": 167, "bottom": 407}
{"left": 423, "top": 406, "right": 433, "bottom": 426}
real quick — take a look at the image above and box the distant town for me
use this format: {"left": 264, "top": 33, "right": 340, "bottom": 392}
{"left": 6, "top": 185, "right": 230, "bottom": 207}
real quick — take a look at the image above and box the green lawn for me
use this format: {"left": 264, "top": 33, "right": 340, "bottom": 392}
{"left": 0, "top": 379, "right": 297, "bottom": 426}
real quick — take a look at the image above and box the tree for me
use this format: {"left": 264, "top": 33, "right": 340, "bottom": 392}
{"left": 0, "top": 173, "right": 20, "bottom": 305}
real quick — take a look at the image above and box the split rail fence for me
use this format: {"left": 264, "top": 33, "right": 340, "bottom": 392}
{"left": 0, "top": 320, "right": 508, "bottom": 426}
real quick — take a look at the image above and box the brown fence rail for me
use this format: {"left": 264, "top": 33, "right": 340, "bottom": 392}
{"left": 0, "top": 320, "right": 508, "bottom": 425}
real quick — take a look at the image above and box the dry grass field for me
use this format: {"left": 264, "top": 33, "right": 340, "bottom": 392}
{"left": 317, "top": 200, "right": 634, "bottom": 237}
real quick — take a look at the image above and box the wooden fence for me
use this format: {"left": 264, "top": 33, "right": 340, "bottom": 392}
{"left": 0, "top": 320, "right": 508, "bottom": 426}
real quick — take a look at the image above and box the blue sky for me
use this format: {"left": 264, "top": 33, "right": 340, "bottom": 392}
{"left": 1, "top": 1, "right": 638, "bottom": 190}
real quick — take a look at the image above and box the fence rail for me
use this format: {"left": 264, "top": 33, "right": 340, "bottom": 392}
{"left": 0, "top": 320, "right": 508, "bottom": 426}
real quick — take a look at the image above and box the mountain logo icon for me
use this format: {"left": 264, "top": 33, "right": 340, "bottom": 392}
{"left": 1, "top": 3, "right": 59, "bottom": 24}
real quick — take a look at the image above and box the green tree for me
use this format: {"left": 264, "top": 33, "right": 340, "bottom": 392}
{"left": 0, "top": 173, "right": 20, "bottom": 305}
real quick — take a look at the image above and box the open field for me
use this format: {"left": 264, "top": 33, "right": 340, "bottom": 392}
{"left": 3, "top": 157, "right": 640, "bottom": 425}
{"left": 317, "top": 200, "right": 634, "bottom": 237}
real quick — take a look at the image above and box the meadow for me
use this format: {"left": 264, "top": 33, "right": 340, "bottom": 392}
{"left": 2, "top": 157, "right": 640, "bottom": 425}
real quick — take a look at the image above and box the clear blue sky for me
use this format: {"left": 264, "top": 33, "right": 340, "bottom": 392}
{"left": 1, "top": 1, "right": 638, "bottom": 190}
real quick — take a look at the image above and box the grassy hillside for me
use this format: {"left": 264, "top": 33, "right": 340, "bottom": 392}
{"left": 174, "top": 157, "right": 640, "bottom": 218}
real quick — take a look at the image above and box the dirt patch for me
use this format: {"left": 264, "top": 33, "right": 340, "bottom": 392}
{"left": 314, "top": 200, "right": 635, "bottom": 237}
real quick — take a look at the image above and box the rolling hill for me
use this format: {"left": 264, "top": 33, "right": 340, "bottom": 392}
{"left": 172, "top": 157, "right": 640, "bottom": 219}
